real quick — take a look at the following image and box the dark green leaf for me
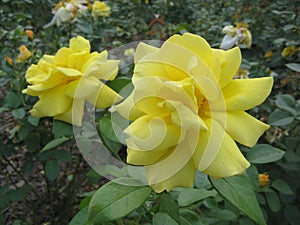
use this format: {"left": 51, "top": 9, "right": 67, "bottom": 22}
{"left": 271, "top": 179, "right": 293, "bottom": 195}
{"left": 99, "top": 115, "right": 120, "bottom": 143}
{"left": 153, "top": 212, "right": 178, "bottom": 225}
{"left": 284, "top": 204, "right": 300, "bottom": 225}
{"left": 53, "top": 120, "right": 73, "bottom": 138}
{"left": 265, "top": 190, "right": 280, "bottom": 212}
{"left": 158, "top": 192, "right": 181, "bottom": 224}
{"left": 210, "top": 175, "right": 266, "bottom": 225}
{"left": 6, "top": 184, "right": 32, "bottom": 202}
{"left": 45, "top": 160, "right": 60, "bottom": 181}
{"left": 180, "top": 209, "right": 204, "bottom": 225}
{"left": 88, "top": 178, "right": 151, "bottom": 223}
{"left": 55, "top": 150, "right": 72, "bottom": 162}
{"left": 177, "top": 188, "right": 217, "bottom": 206}
{"left": 5, "top": 92, "right": 21, "bottom": 108}
{"left": 275, "top": 94, "right": 297, "bottom": 115}
{"left": 27, "top": 115, "right": 39, "bottom": 126}
{"left": 41, "top": 136, "right": 70, "bottom": 152}
{"left": 107, "top": 76, "right": 132, "bottom": 93}
{"left": 246, "top": 144, "right": 285, "bottom": 164}
{"left": 25, "top": 132, "right": 41, "bottom": 152}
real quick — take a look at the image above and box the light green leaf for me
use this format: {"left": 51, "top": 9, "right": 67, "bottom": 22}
{"left": 177, "top": 188, "right": 217, "bottom": 206}
{"left": 207, "top": 208, "right": 237, "bottom": 221}
{"left": 246, "top": 144, "right": 285, "bottom": 164}
{"left": 12, "top": 108, "right": 25, "bottom": 119}
{"left": 275, "top": 94, "right": 297, "bottom": 115}
{"left": 268, "top": 109, "right": 294, "bottom": 127}
{"left": 69, "top": 207, "right": 88, "bottom": 225}
{"left": 210, "top": 175, "right": 266, "bottom": 225}
{"left": 88, "top": 178, "right": 151, "bottom": 223}
{"left": 5, "top": 91, "right": 21, "bottom": 108}
{"left": 286, "top": 63, "right": 300, "bottom": 72}
{"left": 153, "top": 212, "right": 178, "bottom": 225}
{"left": 41, "top": 137, "right": 71, "bottom": 152}
{"left": 271, "top": 179, "right": 293, "bottom": 195}
{"left": 180, "top": 209, "right": 204, "bottom": 225}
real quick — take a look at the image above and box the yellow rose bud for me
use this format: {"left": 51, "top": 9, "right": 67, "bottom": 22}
{"left": 92, "top": 1, "right": 110, "bottom": 17}
{"left": 281, "top": 45, "right": 299, "bottom": 58}
{"left": 259, "top": 174, "right": 269, "bottom": 187}
{"left": 25, "top": 30, "right": 34, "bottom": 40}
{"left": 16, "top": 45, "right": 32, "bottom": 63}
{"left": 117, "top": 33, "right": 273, "bottom": 193}
{"left": 23, "top": 36, "right": 122, "bottom": 126}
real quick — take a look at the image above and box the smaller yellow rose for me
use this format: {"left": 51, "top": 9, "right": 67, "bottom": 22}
{"left": 92, "top": 1, "right": 110, "bottom": 17}
{"left": 16, "top": 45, "right": 32, "bottom": 63}
{"left": 23, "top": 36, "right": 122, "bottom": 126}
{"left": 281, "top": 45, "right": 299, "bottom": 58}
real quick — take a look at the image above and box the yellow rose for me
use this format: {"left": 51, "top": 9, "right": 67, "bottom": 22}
{"left": 16, "top": 45, "right": 32, "bottom": 63}
{"left": 23, "top": 36, "right": 122, "bottom": 126}
{"left": 92, "top": 1, "right": 110, "bottom": 17}
{"left": 117, "top": 33, "right": 273, "bottom": 193}
{"left": 281, "top": 45, "right": 299, "bottom": 58}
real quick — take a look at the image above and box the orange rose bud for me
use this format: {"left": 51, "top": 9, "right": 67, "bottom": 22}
{"left": 5, "top": 56, "right": 13, "bottom": 66}
{"left": 259, "top": 174, "right": 269, "bottom": 187}
{"left": 25, "top": 30, "right": 34, "bottom": 40}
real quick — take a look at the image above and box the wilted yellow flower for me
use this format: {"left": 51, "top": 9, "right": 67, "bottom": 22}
{"left": 124, "top": 48, "right": 135, "bottom": 57}
{"left": 220, "top": 23, "right": 252, "bottom": 49}
{"left": 117, "top": 33, "right": 273, "bottom": 193}
{"left": 264, "top": 51, "right": 273, "bottom": 60}
{"left": 259, "top": 174, "right": 269, "bottom": 187}
{"left": 234, "top": 68, "right": 249, "bottom": 79}
{"left": 281, "top": 45, "right": 299, "bottom": 58}
{"left": 25, "top": 30, "right": 34, "bottom": 40}
{"left": 92, "top": 1, "right": 110, "bottom": 17}
{"left": 44, "top": 0, "right": 87, "bottom": 28}
{"left": 5, "top": 56, "right": 13, "bottom": 66}
{"left": 23, "top": 36, "right": 122, "bottom": 126}
{"left": 16, "top": 45, "right": 32, "bottom": 63}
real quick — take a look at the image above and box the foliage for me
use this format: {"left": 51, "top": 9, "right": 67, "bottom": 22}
{"left": 1, "top": 0, "right": 300, "bottom": 225}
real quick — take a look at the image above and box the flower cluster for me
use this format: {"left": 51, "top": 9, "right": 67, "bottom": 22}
{"left": 23, "top": 36, "right": 122, "bottom": 126}
{"left": 220, "top": 22, "right": 252, "bottom": 50}
{"left": 117, "top": 33, "right": 273, "bottom": 192}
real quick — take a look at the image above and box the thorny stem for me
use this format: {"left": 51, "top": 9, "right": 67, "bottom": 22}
{"left": 1, "top": 154, "right": 40, "bottom": 198}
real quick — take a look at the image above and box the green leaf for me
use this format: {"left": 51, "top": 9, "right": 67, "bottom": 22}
{"left": 210, "top": 175, "right": 266, "bottom": 225}
{"left": 55, "top": 150, "right": 72, "bottom": 162}
{"left": 286, "top": 63, "right": 300, "bottom": 72}
{"left": 12, "top": 108, "right": 25, "bottom": 119}
{"left": 177, "top": 188, "right": 217, "bottom": 206}
{"left": 153, "top": 212, "right": 178, "bottom": 225}
{"left": 284, "top": 204, "right": 300, "bottom": 225}
{"left": 107, "top": 76, "right": 132, "bottom": 93}
{"left": 69, "top": 207, "right": 88, "bottom": 225}
{"left": 207, "top": 209, "right": 237, "bottom": 221}
{"left": 180, "top": 209, "right": 204, "bottom": 225}
{"left": 53, "top": 120, "right": 73, "bottom": 138}
{"left": 5, "top": 91, "right": 21, "bottom": 108}
{"left": 265, "top": 190, "right": 280, "bottom": 212}
{"left": 41, "top": 136, "right": 71, "bottom": 152}
{"left": 25, "top": 132, "right": 41, "bottom": 152}
{"left": 246, "top": 144, "right": 285, "bottom": 164}
{"left": 45, "top": 160, "right": 60, "bottom": 181}
{"left": 98, "top": 115, "right": 120, "bottom": 143}
{"left": 158, "top": 192, "right": 181, "bottom": 224}
{"left": 27, "top": 115, "right": 39, "bottom": 126}
{"left": 268, "top": 109, "right": 294, "bottom": 127}
{"left": 6, "top": 184, "right": 32, "bottom": 202}
{"left": 88, "top": 178, "right": 151, "bottom": 223}
{"left": 271, "top": 179, "right": 293, "bottom": 195}
{"left": 275, "top": 94, "right": 297, "bottom": 115}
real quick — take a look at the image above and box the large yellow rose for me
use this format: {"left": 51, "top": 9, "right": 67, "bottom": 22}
{"left": 23, "top": 36, "right": 122, "bottom": 126}
{"left": 116, "top": 33, "right": 273, "bottom": 193}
